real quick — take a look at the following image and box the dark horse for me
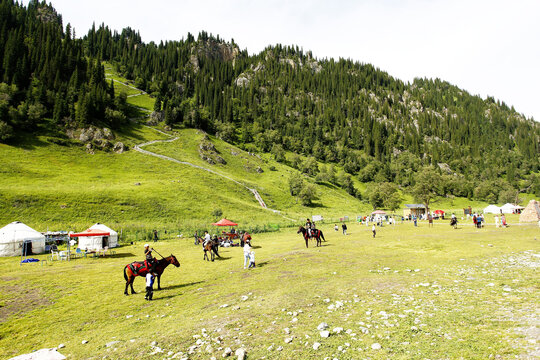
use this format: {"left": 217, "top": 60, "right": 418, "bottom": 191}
{"left": 203, "top": 240, "right": 221, "bottom": 261}
{"left": 450, "top": 217, "right": 458, "bottom": 229}
{"left": 123, "top": 255, "right": 180, "bottom": 295}
{"left": 297, "top": 226, "right": 325, "bottom": 248}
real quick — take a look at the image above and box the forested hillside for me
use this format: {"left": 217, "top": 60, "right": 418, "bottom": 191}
{"left": 1, "top": 0, "right": 539, "bottom": 205}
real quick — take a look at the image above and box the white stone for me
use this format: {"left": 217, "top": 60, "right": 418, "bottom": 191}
{"left": 285, "top": 337, "right": 293, "bottom": 343}
{"left": 333, "top": 327, "right": 343, "bottom": 334}
{"left": 320, "top": 331, "right": 330, "bottom": 338}
{"left": 276, "top": 346, "right": 283, "bottom": 351}
{"left": 58, "top": 344, "right": 65, "bottom": 349}
{"left": 81, "top": 340, "right": 88, "bottom": 344}
{"left": 317, "top": 322, "right": 329, "bottom": 330}
{"left": 371, "top": 342, "right": 382, "bottom": 350}
{"left": 222, "top": 347, "right": 232, "bottom": 357}
{"left": 235, "top": 348, "right": 246, "bottom": 360}
{"left": 241, "top": 295, "right": 249, "bottom": 301}
{"left": 313, "top": 342, "right": 321, "bottom": 350}
{"left": 284, "top": 327, "right": 290, "bottom": 334}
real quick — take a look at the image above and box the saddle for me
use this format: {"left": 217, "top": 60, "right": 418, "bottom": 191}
{"left": 129, "top": 261, "right": 150, "bottom": 275}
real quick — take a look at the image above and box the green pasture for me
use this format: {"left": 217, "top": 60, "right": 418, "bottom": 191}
{"left": 0, "top": 221, "right": 538, "bottom": 359}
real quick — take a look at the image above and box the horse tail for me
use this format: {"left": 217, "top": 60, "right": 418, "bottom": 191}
{"left": 123, "top": 265, "right": 128, "bottom": 281}
{"left": 320, "top": 230, "right": 325, "bottom": 242}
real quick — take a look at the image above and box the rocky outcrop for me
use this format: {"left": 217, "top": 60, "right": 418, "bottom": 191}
{"left": 148, "top": 111, "right": 163, "bottom": 125}
{"left": 199, "top": 137, "right": 226, "bottom": 165}
{"left": 67, "top": 126, "right": 122, "bottom": 153}
{"left": 113, "top": 142, "right": 127, "bottom": 154}
{"left": 190, "top": 39, "right": 240, "bottom": 73}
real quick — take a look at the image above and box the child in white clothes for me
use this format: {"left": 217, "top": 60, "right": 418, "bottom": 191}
{"left": 248, "top": 250, "right": 255, "bottom": 268}
{"left": 145, "top": 272, "right": 155, "bottom": 300}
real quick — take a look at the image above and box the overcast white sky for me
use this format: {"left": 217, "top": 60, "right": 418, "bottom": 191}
{"left": 29, "top": 0, "right": 540, "bottom": 120}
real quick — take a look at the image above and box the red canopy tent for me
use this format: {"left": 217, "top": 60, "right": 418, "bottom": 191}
{"left": 212, "top": 218, "right": 238, "bottom": 226}
{"left": 433, "top": 210, "right": 445, "bottom": 215}
{"left": 69, "top": 229, "right": 110, "bottom": 237}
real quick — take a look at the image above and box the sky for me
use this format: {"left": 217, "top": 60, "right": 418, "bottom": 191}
{"left": 28, "top": 0, "right": 540, "bottom": 121}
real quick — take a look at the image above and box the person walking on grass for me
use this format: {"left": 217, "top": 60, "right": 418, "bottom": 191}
{"left": 248, "top": 250, "right": 255, "bottom": 268}
{"left": 372, "top": 224, "right": 376, "bottom": 238}
{"left": 243, "top": 240, "right": 251, "bottom": 269}
{"left": 342, "top": 223, "right": 347, "bottom": 235}
{"left": 334, "top": 224, "right": 338, "bottom": 232}
{"left": 145, "top": 272, "right": 155, "bottom": 301}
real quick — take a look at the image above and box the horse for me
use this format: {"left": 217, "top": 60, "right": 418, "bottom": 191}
{"left": 123, "top": 254, "right": 180, "bottom": 295}
{"left": 297, "top": 226, "right": 325, "bottom": 248}
{"left": 450, "top": 217, "right": 458, "bottom": 229}
{"left": 203, "top": 240, "right": 221, "bottom": 261}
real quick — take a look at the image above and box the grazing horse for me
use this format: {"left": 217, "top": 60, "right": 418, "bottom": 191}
{"left": 450, "top": 218, "right": 458, "bottom": 229}
{"left": 203, "top": 240, "right": 221, "bottom": 261}
{"left": 123, "top": 255, "right": 180, "bottom": 295}
{"left": 297, "top": 226, "right": 325, "bottom": 248}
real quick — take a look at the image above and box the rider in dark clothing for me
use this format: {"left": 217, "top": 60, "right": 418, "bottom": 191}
{"left": 306, "top": 218, "right": 312, "bottom": 237}
{"left": 144, "top": 244, "right": 157, "bottom": 273}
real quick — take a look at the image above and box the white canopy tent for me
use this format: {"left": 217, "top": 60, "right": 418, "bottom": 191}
{"left": 0, "top": 221, "right": 45, "bottom": 257}
{"left": 483, "top": 205, "right": 501, "bottom": 214}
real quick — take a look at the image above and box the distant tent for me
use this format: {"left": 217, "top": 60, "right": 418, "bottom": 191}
{"left": 433, "top": 210, "right": 445, "bottom": 215}
{"left": 501, "top": 203, "right": 518, "bottom": 214}
{"left": 212, "top": 218, "right": 238, "bottom": 226}
{"left": 70, "top": 223, "right": 118, "bottom": 251}
{"left": 483, "top": 205, "right": 501, "bottom": 214}
{"left": 89, "top": 223, "right": 118, "bottom": 248}
{"left": 519, "top": 200, "right": 540, "bottom": 222}
{"left": 371, "top": 210, "right": 387, "bottom": 215}
{"left": 0, "top": 221, "right": 45, "bottom": 257}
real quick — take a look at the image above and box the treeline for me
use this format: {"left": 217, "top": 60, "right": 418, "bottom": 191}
{"left": 0, "top": 0, "right": 127, "bottom": 142}
{"left": 1, "top": 0, "right": 539, "bottom": 202}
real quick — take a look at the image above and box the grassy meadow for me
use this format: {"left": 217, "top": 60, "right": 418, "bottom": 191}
{"left": 0, "top": 220, "right": 538, "bottom": 359}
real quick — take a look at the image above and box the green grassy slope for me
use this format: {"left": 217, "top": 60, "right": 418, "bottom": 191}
{"left": 0, "top": 123, "right": 371, "bottom": 232}
{"left": 144, "top": 129, "right": 370, "bottom": 218}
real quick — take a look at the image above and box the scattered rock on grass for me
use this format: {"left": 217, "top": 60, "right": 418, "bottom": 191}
{"left": 371, "top": 342, "right": 382, "bottom": 350}
{"left": 317, "top": 322, "right": 329, "bottom": 330}
{"left": 313, "top": 342, "right": 321, "bottom": 350}
{"left": 320, "top": 331, "right": 330, "bottom": 338}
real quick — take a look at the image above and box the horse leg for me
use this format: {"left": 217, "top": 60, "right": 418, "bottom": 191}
{"left": 130, "top": 279, "right": 136, "bottom": 294}
{"left": 157, "top": 274, "right": 161, "bottom": 290}
{"left": 211, "top": 251, "right": 214, "bottom": 262}
{"left": 305, "top": 237, "right": 308, "bottom": 248}
{"left": 124, "top": 281, "right": 129, "bottom": 295}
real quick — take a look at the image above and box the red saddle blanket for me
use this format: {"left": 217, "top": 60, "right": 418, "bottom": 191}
{"left": 128, "top": 261, "right": 150, "bottom": 276}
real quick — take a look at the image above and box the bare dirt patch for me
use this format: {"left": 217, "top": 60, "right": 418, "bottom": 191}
{"left": 0, "top": 284, "right": 51, "bottom": 323}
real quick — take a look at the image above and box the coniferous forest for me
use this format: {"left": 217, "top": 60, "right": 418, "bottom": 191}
{"left": 1, "top": 0, "right": 539, "bottom": 204}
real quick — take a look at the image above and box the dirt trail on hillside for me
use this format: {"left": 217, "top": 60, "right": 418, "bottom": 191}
{"left": 133, "top": 127, "right": 295, "bottom": 221}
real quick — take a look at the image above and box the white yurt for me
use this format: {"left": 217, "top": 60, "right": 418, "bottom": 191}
{"left": 483, "top": 205, "right": 501, "bottom": 214}
{"left": 89, "top": 223, "right": 118, "bottom": 248}
{"left": 71, "top": 223, "right": 118, "bottom": 251}
{"left": 501, "top": 203, "right": 517, "bottom": 214}
{"left": 0, "top": 221, "right": 46, "bottom": 257}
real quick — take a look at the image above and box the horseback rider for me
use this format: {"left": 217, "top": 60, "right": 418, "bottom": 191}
{"left": 203, "top": 231, "right": 211, "bottom": 247}
{"left": 144, "top": 244, "right": 157, "bottom": 273}
{"left": 306, "top": 218, "right": 312, "bottom": 237}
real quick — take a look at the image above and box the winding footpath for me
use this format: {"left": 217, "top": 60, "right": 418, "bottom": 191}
{"left": 133, "top": 127, "right": 294, "bottom": 220}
